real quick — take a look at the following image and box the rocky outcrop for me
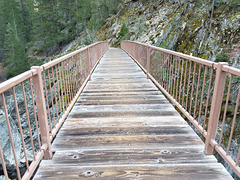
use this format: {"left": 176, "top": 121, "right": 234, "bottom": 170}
{"left": 97, "top": 0, "right": 240, "bottom": 67}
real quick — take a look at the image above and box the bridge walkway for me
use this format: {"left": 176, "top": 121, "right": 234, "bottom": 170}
{"left": 34, "top": 48, "right": 232, "bottom": 179}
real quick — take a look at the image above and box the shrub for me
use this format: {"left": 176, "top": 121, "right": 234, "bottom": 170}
{"left": 216, "top": 52, "right": 228, "bottom": 62}
{"left": 119, "top": 23, "right": 130, "bottom": 40}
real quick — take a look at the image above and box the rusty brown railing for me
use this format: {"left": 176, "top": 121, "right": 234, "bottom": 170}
{"left": 121, "top": 40, "right": 240, "bottom": 178}
{"left": 0, "top": 41, "right": 109, "bottom": 180}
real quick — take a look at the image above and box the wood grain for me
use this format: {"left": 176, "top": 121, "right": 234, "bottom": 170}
{"left": 34, "top": 48, "right": 233, "bottom": 179}
{"left": 35, "top": 164, "right": 232, "bottom": 180}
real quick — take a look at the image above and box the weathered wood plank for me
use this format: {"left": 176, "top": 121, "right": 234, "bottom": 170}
{"left": 51, "top": 134, "right": 204, "bottom": 151}
{"left": 58, "top": 125, "right": 198, "bottom": 136}
{"left": 41, "top": 148, "right": 217, "bottom": 166}
{"left": 75, "top": 99, "right": 169, "bottom": 105}
{"left": 33, "top": 48, "right": 233, "bottom": 180}
{"left": 70, "top": 104, "right": 175, "bottom": 112}
{"left": 64, "top": 117, "right": 188, "bottom": 126}
{"left": 34, "top": 164, "right": 232, "bottom": 180}
{"left": 67, "top": 110, "right": 180, "bottom": 119}
{"left": 80, "top": 91, "right": 163, "bottom": 97}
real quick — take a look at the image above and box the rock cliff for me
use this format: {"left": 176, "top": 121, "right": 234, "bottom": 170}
{"left": 97, "top": 0, "right": 240, "bottom": 67}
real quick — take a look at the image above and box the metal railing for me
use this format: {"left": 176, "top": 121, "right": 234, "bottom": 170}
{"left": 0, "top": 41, "right": 109, "bottom": 180}
{"left": 121, "top": 40, "right": 240, "bottom": 177}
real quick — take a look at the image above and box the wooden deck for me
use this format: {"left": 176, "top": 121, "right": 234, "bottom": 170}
{"left": 34, "top": 48, "right": 232, "bottom": 179}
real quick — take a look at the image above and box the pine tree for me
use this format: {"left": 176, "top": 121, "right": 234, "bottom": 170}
{"left": 0, "top": 0, "right": 6, "bottom": 63}
{"left": 88, "top": 0, "right": 109, "bottom": 31}
{"left": 31, "top": 0, "right": 60, "bottom": 51}
{"left": 0, "top": 0, "right": 29, "bottom": 64}
{"left": 4, "top": 23, "right": 29, "bottom": 78}
{"left": 19, "top": 0, "right": 34, "bottom": 43}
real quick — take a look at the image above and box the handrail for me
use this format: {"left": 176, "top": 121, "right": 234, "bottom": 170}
{"left": 0, "top": 41, "right": 109, "bottom": 180}
{"left": 121, "top": 40, "right": 240, "bottom": 178}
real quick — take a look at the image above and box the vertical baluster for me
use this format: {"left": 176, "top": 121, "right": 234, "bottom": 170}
{"left": 182, "top": 60, "right": 188, "bottom": 106}
{"left": 178, "top": 58, "right": 184, "bottom": 102}
{"left": 29, "top": 79, "right": 42, "bottom": 150}
{"left": 42, "top": 70, "right": 52, "bottom": 133}
{"left": 21, "top": 82, "right": 36, "bottom": 160}
{"left": 175, "top": 57, "right": 180, "bottom": 100}
{"left": 87, "top": 48, "right": 91, "bottom": 80}
{"left": 72, "top": 55, "right": 77, "bottom": 95}
{"left": 70, "top": 57, "right": 74, "bottom": 100}
{"left": 163, "top": 53, "right": 167, "bottom": 89}
{"left": 47, "top": 69, "right": 56, "bottom": 126}
{"left": 189, "top": 62, "right": 196, "bottom": 114}
{"left": 0, "top": 143, "right": 8, "bottom": 179}
{"left": 71, "top": 57, "right": 75, "bottom": 99}
{"left": 147, "top": 46, "right": 150, "bottom": 79}
{"left": 193, "top": 65, "right": 202, "bottom": 119}
{"left": 1, "top": 93, "right": 21, "bottom": 179}
{"left": 58, "top": 63, "right": 65, "bottom": 112}
{"left": 170, "top": 55, "right": 175, "bottom": 96}
{"left": 166, "top": 54, "right": 170, "bottom": 91}
{"left": 63, "top": 60, "right": 70, "bottom": 107}
{"left": 55, "top": 65, "right": 63, "bottom": 117}
{"left": 168, "top": 55, "right": 172, "bottom": 92}
{"left": 218, "top": 74, "right": 232, "bottom": 145}
{"left": 67, "top": 58, "right": 72, "bottom": 102}
{"left": 75, "top": 55, "right": 79, "bottom": 94}
{"left": 172, "top": 56, "right": 176, "bottom": 98}
{"left": 203, "top": 67, "right": 214, "bottom": 130}
{"left": 77, "top": 53, "right": 82, "bottom": 87}
{"left": 12, "top": 87, "right": 29, "bottom": 170}
{"left": 227, "top": 85, "right": 240, "bottom": 155}
{"left": 69, "top": 57, "right": 74, "bottom": 101}
{"left": 198, "top": 66, "right": 207, "bottom": 125}
{"left": 161, "top": 52, "right": 164, "bottom": 86}
{"left": 51, "top": 67, "right": 59, "bottom": 123}
{"left": 185, "top": 61, "right": 192, "bottom": 110}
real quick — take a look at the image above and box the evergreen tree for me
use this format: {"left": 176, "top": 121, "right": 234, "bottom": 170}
{"left": 6, "top": 0, "right": 27, "bottom": 44}
{"left": 4, "top": 23, "right": 29, "bottom": 78}
{"left": 0, "top": 0, "right": 6, "bottom": 62}
{"left": 88, "top": 0, "right": 109, "bottom": 31}
{"left": 19, "top": 0, "right": 34, "bottom": 43}
{"left": 31, "top": 0, "right": 60, "bottom": 51}
{"left": 0, "top": 0, "right": 30, "bottom": 63}
{"left": 76, "top": 0, "right": 92, "bottom": 25}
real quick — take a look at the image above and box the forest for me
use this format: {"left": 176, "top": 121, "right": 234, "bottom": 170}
{"left": 0, "top": 0, "right": 123, "bottom": 79}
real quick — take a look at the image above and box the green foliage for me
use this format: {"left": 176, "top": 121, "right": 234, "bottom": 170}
{"left": 4, "top": 23, "right": 29, "bottom": 78}
{"left": 159, "top": 40, "right": 168, "bottom": 49}
{"left": 216, "top": 52, "right": 228, "bottom": 62}
{"left": 107, "top": 0, "right": 122, "bottom": 14}
{"left": 84, "top": 37, "right": 92, "bottom": 45}
{"left": 0, "top": 0, "right": 31, "bottom": 63}
{"left": 119, "top": 23, "right": 130, "bottom": 40}
{"left": 0, "top": 0, "right": 123, "bottom": 78}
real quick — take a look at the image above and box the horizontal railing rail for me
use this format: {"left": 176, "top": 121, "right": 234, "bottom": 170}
{"left": 0, "top": 41, "right": 109, "bottom": 180}
{"left": 121, "top": 40, "right": 240, "bottom": 178}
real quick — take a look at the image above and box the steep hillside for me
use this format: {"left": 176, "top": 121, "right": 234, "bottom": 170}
{"left": 97, "top": 0, "right": 240, "bottom": 67}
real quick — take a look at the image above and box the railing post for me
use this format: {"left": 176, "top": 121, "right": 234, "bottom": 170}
{"left": 31, "top": 66, "right": 53, "bottom": 159}
{"left": 204, "top": 62, "right": 228, "bottom": 155}
{"left": 147, "top": 45, "right": 150, "bottom": 79}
